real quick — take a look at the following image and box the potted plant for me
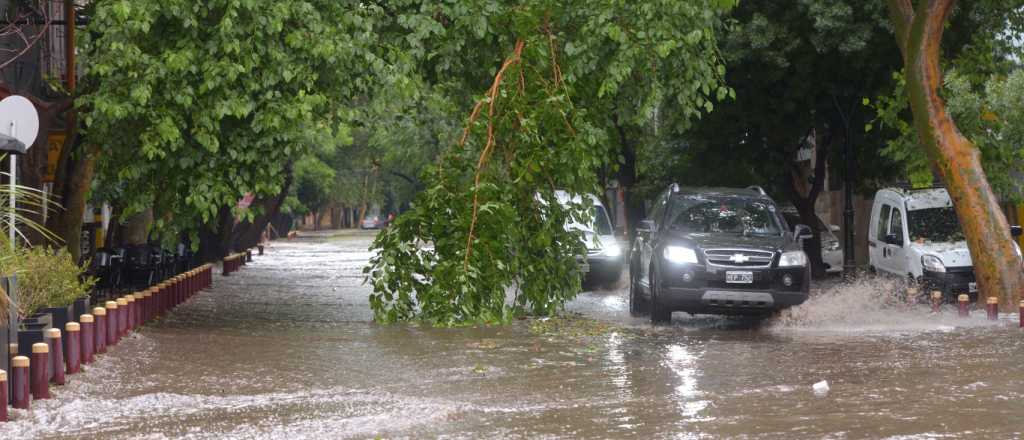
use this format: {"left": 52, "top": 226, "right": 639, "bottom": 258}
{"left": 10, "top": 247, "right": 94, "bottom": 360}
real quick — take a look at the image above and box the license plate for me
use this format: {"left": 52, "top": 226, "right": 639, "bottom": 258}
{"left": 969, "top": 282, "right": 977, "bottom": 293}
{"left": 726, "top": 271, "right": 754, "bottom": 284}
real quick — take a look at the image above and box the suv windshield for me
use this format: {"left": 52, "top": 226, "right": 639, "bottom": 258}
{"left": 908, "top": 207, "right": 964, "bottom": 242}
{"left": 666, "top": 195, "right": 783, "bottom": 236}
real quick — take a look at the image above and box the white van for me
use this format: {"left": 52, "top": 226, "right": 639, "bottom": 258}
{"left": 867, "top": 187, "right": 1021, "bottom": 301}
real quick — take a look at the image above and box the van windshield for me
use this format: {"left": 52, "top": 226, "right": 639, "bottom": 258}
{"left": 908, "top": 207, "right": 964, "bottom": 242}
{"left": 666, "top": 195, "right": 782, "bottom": 236}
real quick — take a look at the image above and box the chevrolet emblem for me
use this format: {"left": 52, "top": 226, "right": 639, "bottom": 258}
{"left": 729, "top": 254, "right": 750, "bottom": 263}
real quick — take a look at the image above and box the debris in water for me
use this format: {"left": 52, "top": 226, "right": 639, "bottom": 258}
{"left": 813, "top": 380, "right": 830, "bottom": 396}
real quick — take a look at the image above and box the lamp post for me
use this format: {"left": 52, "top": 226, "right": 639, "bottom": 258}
{"left": 833, "top": 96, "right": 856, "bottom": 274}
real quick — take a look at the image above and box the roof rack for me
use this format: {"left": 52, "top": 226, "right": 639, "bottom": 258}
{"left": 746, "top": 185, "right": 767, "bottom": 196}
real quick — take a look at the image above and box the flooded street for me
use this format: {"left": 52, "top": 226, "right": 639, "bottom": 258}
{"left": 3, "top": 230, "right": 1023, "bottom": 439}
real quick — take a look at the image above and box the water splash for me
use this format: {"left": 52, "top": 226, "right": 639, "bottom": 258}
{"left": 769, "top": 275, "right": 994, "bottom": 332}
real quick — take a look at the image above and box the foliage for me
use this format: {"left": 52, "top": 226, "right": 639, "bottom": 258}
{"left": 366, "top": 1, "right": 733, "bottom": 325}
{"left": 293, "top": 154, "right": 337, "bottom": 216}
{"left": 867, "top": 69, "right": 1024, "bottom": 201}
{"left": 79, "top": 0, "right": 383, "bottom": 242}
{"left": 0, "top": 245, "right": 94, "bottom": 319}
{"left": 865, "top": 1, "right": 1024, "bottom": 198}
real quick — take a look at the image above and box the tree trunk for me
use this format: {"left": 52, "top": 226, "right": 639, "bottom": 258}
{"left": 121, "top": 208, "right": 153, "bottom": 246}
{"left": 197, "top": 205, "right": 234, "bottom": 262}
{"left": 231, "top": 162, "right": 293, "bottom": 250}
{"left": 47, "top": 142, "right": 97, "bottom": 262}
{"left": 613, "top": 113, "right": 643, "bottom": 243}
{"left": 786, "top": 127, "right": 832, "bottom": 279}
{"left": 888, "top": 0, "right": 1024, "bottom": 309}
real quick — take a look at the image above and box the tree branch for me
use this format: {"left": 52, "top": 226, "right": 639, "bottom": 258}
{"left": 886, "top": 0, "right": 915, "bottom": 55}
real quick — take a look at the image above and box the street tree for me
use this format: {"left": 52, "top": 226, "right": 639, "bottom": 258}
{"left": 79, "top": 0, "right": 383, "bottom": 256}
{"left": 886, "top": 0, "right": 1024, "bottom": 308}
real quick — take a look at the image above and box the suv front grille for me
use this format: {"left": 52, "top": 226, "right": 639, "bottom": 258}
{"left": 703, "top": 249, "right": 774, "bottom": 268}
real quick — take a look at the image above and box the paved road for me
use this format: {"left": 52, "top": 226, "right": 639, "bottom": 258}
{"left": 3, "top": 230, "right": 1022, "bottom": 439}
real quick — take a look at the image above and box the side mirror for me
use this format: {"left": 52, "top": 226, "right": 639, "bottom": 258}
{"left": 1012, "top": 225, "right": 1022, "bottom": 237}
{"left": 794, "top": 224, "right": 813, "bottom": 241}
{"left": 884, "top": 233, "right": 903, "bottom": 246}
{"left": 830, "top": 224, "right": 841, "bottom": 233}
{"left": 637, "top": 220, "right": 655, "bottom": 234}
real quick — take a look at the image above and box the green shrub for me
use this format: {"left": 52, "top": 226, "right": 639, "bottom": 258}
{"left": 0, "top": 246, "right": 95, "bottom": 319}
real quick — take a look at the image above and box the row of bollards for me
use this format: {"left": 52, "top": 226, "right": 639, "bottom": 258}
{"left": 222, "top": 248, "right": 257, "bottom": 276}
{"left": 1, "top": 264, "right": 215, "bottom": 420}
{"left": 921, "top": 287, "right": 1024, "bottom": 327}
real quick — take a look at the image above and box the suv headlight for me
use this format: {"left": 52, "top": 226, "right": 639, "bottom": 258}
{"left": 922, "top": 254, "right": 946, "bottom": 273}
{"left": 663, "top": 246, "right": 698, "bottom": 264}
{"left": 604, "top": 242, "right": 621, "bottom": 257}
{"left": 824, "top": 240, "right": 840, "bottom": 251}
{"left": 778, "top": 251, "right": 807, "bottom": 268}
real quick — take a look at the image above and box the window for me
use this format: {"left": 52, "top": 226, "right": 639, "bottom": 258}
{"left": 876, "top": 204, "right": 892, "bottom": 241}
{"left": 889, "top": 208, "right": 904, "bottom": 244}
{"left": 665, "top": 195, "right": 783, "bottom": 236}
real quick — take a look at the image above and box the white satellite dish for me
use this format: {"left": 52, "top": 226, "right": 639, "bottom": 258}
{"left": 0, "top": 95, "right": 39, "bottom": 148}
{"left": 0, "top": 95, "right": 40, "bottom": 249}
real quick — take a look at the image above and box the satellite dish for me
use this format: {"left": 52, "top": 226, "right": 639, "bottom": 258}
{"left": 0, "top": 95, "right": 39, "bottom": 151}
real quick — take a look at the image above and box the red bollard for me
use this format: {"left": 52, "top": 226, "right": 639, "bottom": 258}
{"left": 105, "top": 301, "right": 119, "bottom": 346}
{"left": 116, "top": 298, "right": 129, "bottom": 337}
{"left": 0, "top": 369, "right": 7, "bottom": 422}
{"left": 80, "top": 314, "right": 94, "bottom": 364}
{"left": 133, "top": 293, "right": 144, "bottom": 328}
{"left": 11, "top": 356, "right": 29, "bottom": 409}
{"left": 174, "top": 276, "right": 183, "bottom": 306}
{"left": 65, "top": 322, "right": 81, "bottom": 374}
{"left": 45, "top": 329, "right": 65, "bottom": 385}
{"left": 258, "top": 244, "right": 264, "bottom": 255}
{"left": 1019, "top": 300, "right": 1024, "bottom": 328}
{"left": 145, "top": 289, "right": 155, "bottom": 321}
{"left": 126, "top": 295, "right": 137, "bottom": 330}
{"left": 931, "top": 291, "right": 942, "bottom": 313}
{"left": 986, "top": 297, "right": 999, "bottom": 321}
{"left": 223, "top": 257, "right": 231, "bottom": 276}
{"left": 93, "top": 307, "right": 108, "bottom": 354}
{"left": 958, "top": 294, "right": 970, "bottom": 317}
{"left": 30, "top": 343, "right": 49, "bottom": 400}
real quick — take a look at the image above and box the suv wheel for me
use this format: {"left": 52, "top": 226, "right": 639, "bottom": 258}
{"left": 649, "top": 264, "right": 672, "bottom": 324}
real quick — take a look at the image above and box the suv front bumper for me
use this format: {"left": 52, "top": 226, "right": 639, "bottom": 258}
{"left": 657, "top": 264, "right": 809, "bottom": 315}
{"left": 660, "top": 286, "right": 808, "bottom": 315}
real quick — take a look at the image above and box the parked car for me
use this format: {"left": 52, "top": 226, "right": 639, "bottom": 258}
{"left": 554, "top": 191, "right": 624, "bottom": 287}
{"left": 629, "top": 185, "right": 811, "bottom": 323}
{"left": 360, "top": 208, "right": 384, "bottom": 229}
{"left": 868, "top": 187, "right": 1022, "bottom": 302}
{"left": 780, "top": 206, "right": 843, "bottom": 274}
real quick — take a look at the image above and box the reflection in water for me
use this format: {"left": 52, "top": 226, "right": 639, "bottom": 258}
{"left": 665, "top": 344, "right": 708, "bottom": 421}
{"left": 1, "top": 230, "right": 1022, "bottom": 439}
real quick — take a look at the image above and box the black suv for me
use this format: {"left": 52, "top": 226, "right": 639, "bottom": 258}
{"left": 629, "top": 185, "right": 811, "bottom": 323}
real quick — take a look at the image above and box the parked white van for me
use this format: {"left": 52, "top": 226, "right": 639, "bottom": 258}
{"left": 868, "top": 187, "right": 1022, "bottom": 301}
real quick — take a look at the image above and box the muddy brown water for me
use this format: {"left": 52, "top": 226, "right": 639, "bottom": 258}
{"left": 2, "top": 230, "right": 1022, "bottom": 439}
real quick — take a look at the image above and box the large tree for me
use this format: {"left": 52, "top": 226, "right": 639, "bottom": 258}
{"left": 886, "top": 0, "right": 1024, "bottom": 309}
